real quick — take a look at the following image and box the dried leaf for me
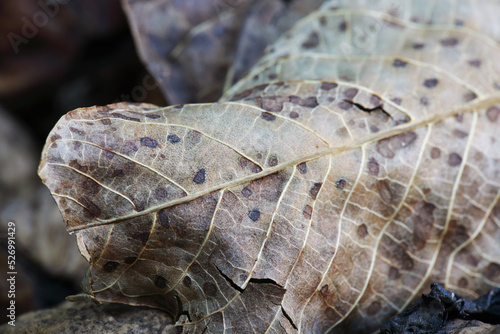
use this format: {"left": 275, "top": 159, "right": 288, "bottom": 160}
{"left": 39, "top": 1, "right": 500, "bottom": 333}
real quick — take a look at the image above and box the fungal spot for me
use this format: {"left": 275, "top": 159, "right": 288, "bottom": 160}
{"left": 268, "top": 156, "right": 279, "bottom": 167}
{"left": 157, "top": 209, "right": 171, "bottom": 229}
{"left": 297, "top": 162, "right": 308, "bottom": 174}
{"left": 320, "top": 82, "right": 337, "bottom": 91}
{"left": 50, "top": 134, "right": 61, "bottom": 143}
{"left": 203, "top": 282, "right": 217, "bottom": 297}
{"left": 453, "top": 129, "right": 468, "bottom": 138}
{"left": 167, "top": 134, "right": 180, "bottom": 143}
{"left": 132, "top": 232, "right": 149, "bottom": 245}
{"left": 463, "top": 92, "right": 477, "bottom": 102}
{"left": 140, "top": 137, "right": 158, "bottom": 148}
{"left": 343, "top": 88, "right": 359, "bottom": 99}
{"left": 392, "top": 59, "right": 407, "bottom": 67}
{"left": 187, "top": 130, "right": 202, "bottom": 145}
{"left": 289, "top": 95, "right": 318, "bottom": 108}
{"left": 248, "top": 209, "right": 261, "bottom": 222}
{"left": 468, "top": 59, "right": 482, "bottom": 68}
{"left": 448, "top": 153, "right": 462, "bottom": 167}
{"left": 391, "top": 97, "right": 402, "bottom": 105}
{"left": 412, "top": 42, "right": 424, "bottom": 49}
{"left": 83, "top": 178, "right": 99, "bottom": 196}
{"left": 430, "top": 147, "right": 441, "bottom": 159}
{"left": 111, "top": 113, "right": 140, "bottom": 122}
{"left": 78, "top": 196, "right": 101, "bottom": 218}
{"left": 261, "top": 112, "right": 276, "bottom": 121}
{"left": 124, "top": 256, "right": 137, "bottom": 264}
{"left": 412, "top": 202, "right": 436, "bottom": 250}
{"left": 183, "top": 276, "right": 192, "bottom": 288}
{"left": 420, "top": 97, "right": 429, "bottom": 106}
{"left": 335, "top": 178, "right": 346, "bottom": 190}
{"left": 123, "top": 141, "right": 138, "bottom": 154}
{"left": 320, "top": 284, "right": 329, "bottom": 297}
{"left": 388, "top": 267, "right": 399, "bottom": 280}
{"left": 69, "top": 160, "right": 87, "bottom": 173}
{"left": 309, "top": 182, "right": 322, "bottom": 199}
{"left": 258, "top": 96, "right": 286, "bottom": 112}
{"left": 319, "top": 16, "right": 327, "bottom": 26}
{"left": 486, "top": 106, "right": 500, "bottom": 122}
{"left": 368, "top": 157, "right": 380, "bottom": 176}
{"left": 370, "top": 125, "right": 379, "bottom": 133}
{"left": 370, "top": 94, "right": 382, "bottom": 107}
{"left": 486, "top": 263, "right": 500, "bottom": 280}
{"left": 104, "top": 151, "right": 115, "bottom": 159}
{"left": 103, "top": 261, "right": 119, "bottom": 273}
{"left": 302, "top": 31, "right": 319, "bottom": 49}
{"left": 290, "top": 111, "right": 299, "bottom": 119}
{"left": 357, "top": 224, "right": 368, "bottom": 238}
{"left": 268, "top": 73, "right": 277, "bottom": 80}
{"left": 377, "top": 180, "right": 393, "bottom": 204}
{"left": 112, "top": 169, "right": 124, "bottom": 177}
{"left": 154, "top": 275, "right": 167, "bottom": 289}
{"left": 440, "top": 37, "right": 459, "bottom": 46}
{"left": 193, "top": 168, "right": 206, "bottom": 184}
{"left": 376, "top": 132, "right": 418, "bottom": 159}
{"left": 423, "top": 78, "right": 439, "bottom": 88}
{"left": 367, "top": 301, "right": 381, "bottom": 316}
{"left": 338, "top": 101, "right": 352, "bottom": 110}
{"left": 241, "top": 187, "right": 252, "bottom": 198}
{"left": 69, "top": 127, "right": 85, "bottom": 136}
{"left": 458, "top": 277, "right": 468, "bottom": 288}
{"left": 144, "top": 113, "right": 161, "bottom": 119}
{"left": 338, "top": 21, "right": 347, "bottom": 31}
{"left": 154, "top": 187, "right": 168, "bottom": 200}
{"left": 303, "top": 205, "right": 313, "bottom": 219}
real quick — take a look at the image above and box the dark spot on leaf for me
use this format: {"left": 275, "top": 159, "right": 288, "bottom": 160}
{"left": 486, "top": 106, "right": 500, "bottom": 122}
{"left": 50, "top": 134, "right": 61, "bottom": 142}
{"left": 420, "top": 97, "right": 429, "bottom": 106}
{"left": 320, "top": 82, "right": 338, "bottom": 91}
{"left": 370, "top": 125, "right": 379, "bottom": 133}
{"left": 132, "top": 232, "right": 149, "bottom": 245}
{"left": 370, "top": 94, "right": 382, "bottom": 107}
{"left": 344, "top": 88, "right": 359, "bottom": 99}
{"left": 377, "top": 180, "right": 393, "bottom": 204}
{"left": 241, "top": 187, "right": 252, "bottom": 198}
{"left": 319, "top": 16, "right": 327, "bottom": 26}
{"left": 111, "top": 113, "right": 140, "bottom": 122}
{"left": 485, "top": 263, "right": 500, "bottom": 280}
{"left": 448, "top": 153, "right": 462, "bottom": 167}
{"left": 157, "top": 210, "right": 171, "bottom": 229}
{"left": 413, "top": 202, "right": 436, "bottom": 250}
{"left": 154, "top": 275, "right": 167, "bottom": 289}
{"left": 412, "top": 42, "right": 424, "bottom": 49}
{"left": 239, "top": 157, "right": 249, "bottom": 168}
{"left": 464, "top": 92, "right": 477, "bottom": 102}
{"left": 104, "top": 150, "right": 115, "bottom": 159}
{"left": 268, "top": 156, "right": 279, "bottom": 167}
{"left": 258, "top": 96, "right": 287, "bottom": 112}
{"left": 338, "top": 100, "right": 352, "bottom": 110}
{"left": 339, "top": 21, "right": 347, "bottom": 31}
{"left": 392, "top": 59, "right": 407, "bottom": 67}
{"left": 367, "top": 301, "right": 381, "bottom": 315}
{"left": 440, "top": 37, "right": 459, "bottom": 46}
{"left": 69, "top": 160, "right": 88, "bottom": 173}
{"left": 144, "top": 113, "right": 161, "bottom": 119}
{"left": 124, "top": 256, "right": 137, "bottom": 264}
{"left": 303, "top": 205, "right": 313, "bottom": 219}
{"left": 140, "top": 137, "right": 158, "bottom": 148}
{"left": 290, "top": 111, "right": 299, "bottom": 119}
{"left": 289, "top": 96, "right": 318, "bottom": 108}
{"left": 320, "top": 284, "right": 329, "bottom": 296}
{"left": 112, "top": 169, "right": 124, "bottom": 177}
{"left": 193, "top": 168, "right": 206, "bottom": 184}
{"left": 302, "top": 31, "right": 319, "bottom": 48}
{"left": 261, "top": 112, "right": 276, "bottom": 121}
{"left": 357, "top": 224, "right": 368, "bottom": 238}
{"left": 391, "top": 97, "right": 402, "bottom": 105}
{"left": 453, "top": 129, "right": 468, "bottom": 138}
{"left": 368, "top": 157, "right": 380, "bottom": 176}
{"left": 154, "top": 187, "right": 168, "bottom": 200}
{"left": 458, "top": 277, "right": 468, "bottom": 288}
{"left": 336, "top": 178, "right": 346, "bottom": 190}
{"left": 78, "top": 196, "right": 101, "bottom": 218}
{"left": 183, "top": 276, "right": 192, "bottom": 288}
{"left": 201, "top": 282, "right": 218, "bottom": 299}
{"left": 423, "top": 78, "right": 439, "bottom": 88}
{"left": 268, "top": 73, "right": 277, "bottom": 80}
{"left": 388, "top": 267, "right": 400, "bottom": 280}
{"left": 297, "top": 162, "right": 308, "bottom": 174}
{"left": 103, "top": 261, "right": 119, "bottom": 273}
{"left": 248, "top": 209, "right": 261, "bottom": 222}
{"left": 187, "top": 130, "right": 202, "bottom": 145}
{"left": 309, "top": 182, "right": 322, "bottom": 199}
{"left": 431, "top": 147, "right": 441, "bottom": 159}
{"left": 83, "top": 178, "right": 99, "bottom": 196}
{"left": 165, "top": 134, "right": 180, "bottom": 144}
{"left": 123, "top": 141, "right": 138, "bottom": 154}
{"left": 468, "top": 59, "right": 482, "bottom": 67}
{"left": 69, "top": 127, "right": 85, "bottom": 136}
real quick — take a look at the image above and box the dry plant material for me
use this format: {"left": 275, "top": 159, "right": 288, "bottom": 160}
{"left": 39, "top": 1, "right": 500, "bottom": 333}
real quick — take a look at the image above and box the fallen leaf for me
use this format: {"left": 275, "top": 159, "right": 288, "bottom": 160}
{"left": 39, "top": 1, "right": 500, "bottom": 333}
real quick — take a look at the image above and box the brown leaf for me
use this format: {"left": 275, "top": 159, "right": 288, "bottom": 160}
{"left": 39, "top": 1, "right": 500, "bottom": 333}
